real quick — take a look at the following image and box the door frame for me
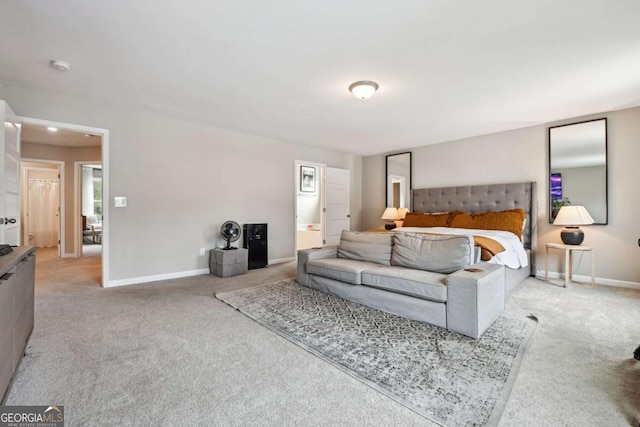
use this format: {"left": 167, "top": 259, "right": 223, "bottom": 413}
{"left": 17, "top": 116, "right": 110, "bottom": 287}
{"left": 1, "top": 102, "right": 21, "bottom": 245}
{"left": 21, "top": 160, "right": 64, "bottom": 257}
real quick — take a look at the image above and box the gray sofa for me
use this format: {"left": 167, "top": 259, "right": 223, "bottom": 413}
{"left": 297, "top": 230, "right": 506, "bottom": 339}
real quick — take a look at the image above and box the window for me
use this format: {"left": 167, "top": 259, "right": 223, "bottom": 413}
{"left": 82, "top": 165, "right": 102, "bottom": 218}
{"left": 93, "top": 176, "right": 102, "bottom": 215}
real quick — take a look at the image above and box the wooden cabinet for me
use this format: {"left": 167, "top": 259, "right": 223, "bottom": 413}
{"left": 0, "top": 246, "right": 35, "bottom": 403}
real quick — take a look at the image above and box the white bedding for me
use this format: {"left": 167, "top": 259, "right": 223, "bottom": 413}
{"left": 396, "top": 227, "right": 529, "bottom": 269}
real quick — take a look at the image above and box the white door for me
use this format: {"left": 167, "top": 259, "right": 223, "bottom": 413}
{"left": 25, "top": 168, "right": 60, "bottom": 250}
{"left": 0, "top": 101, "right": 21, "bottom": 245}
{"left": 324, "top": 167, "right": 350, "bottom": 246}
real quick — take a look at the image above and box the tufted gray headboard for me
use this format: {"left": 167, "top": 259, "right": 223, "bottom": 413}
{"left": 412, "top": 182, "right": 537, "bottom": 251}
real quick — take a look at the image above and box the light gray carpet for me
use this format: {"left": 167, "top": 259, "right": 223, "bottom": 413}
{"left": 217, "top": 280, "right": 537, "bottom": 426}
{"left": 5, "top": 250, "right": 640, "bottom": 426}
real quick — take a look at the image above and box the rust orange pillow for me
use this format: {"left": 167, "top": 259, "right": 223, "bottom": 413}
{"left": 402, "top": 212, "right": 453, "bottom": 228}
{"left": 449, "top": 209, "right": 526, "bottom": 240}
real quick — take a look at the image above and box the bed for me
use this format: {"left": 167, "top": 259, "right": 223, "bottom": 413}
{"left": 406, "top": 182, "right": 537, "bottom": 291}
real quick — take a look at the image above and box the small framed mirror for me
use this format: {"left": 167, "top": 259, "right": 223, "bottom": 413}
{"left": 385, "top": 152, "right": 412, "bottom": 209}
{"left": 549, "top": 118, "right": 607, "bottom": 224}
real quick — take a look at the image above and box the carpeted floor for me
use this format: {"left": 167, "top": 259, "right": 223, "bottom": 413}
{"left": 217, "top": 280, "right": 537, "bottom": 426}
{"left": 5, "top": 248, "right": 640, "bottom": 426}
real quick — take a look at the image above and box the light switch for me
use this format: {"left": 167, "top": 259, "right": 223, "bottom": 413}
{"left": 114, "top": 197, "right": 127, "bottom": 207}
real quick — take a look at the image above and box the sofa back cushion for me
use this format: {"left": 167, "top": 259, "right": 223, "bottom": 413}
{"left": 337, "top": 230, "right": 393, "bottom": 265}
{"left": 391, "top": 232, "right": 474, "bottom": 274}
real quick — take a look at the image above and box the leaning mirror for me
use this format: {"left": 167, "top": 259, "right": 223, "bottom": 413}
{"left": 549, "top": 118, "right": 607, "bottom": 224}
{"left": 386, "top": 152, "right": 412, "bottom": 209}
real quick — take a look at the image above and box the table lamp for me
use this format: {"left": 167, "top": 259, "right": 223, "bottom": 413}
{"left": 381, "top": 207, "right": 401, "bottom": 230}
{"left": 553, "top": 205, "right": 594, "bottom": 245}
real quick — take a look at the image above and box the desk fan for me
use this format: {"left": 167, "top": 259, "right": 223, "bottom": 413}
{"left": 220, "top": 221, "right": 241, "bottom": 250}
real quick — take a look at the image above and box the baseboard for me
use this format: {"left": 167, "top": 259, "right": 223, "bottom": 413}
{"left": 534, "top": 271, "right": 640, "bottom": 290}
{"left": 105, "top": 268, "right": 210, "bottom": 288}
{"left": 269, "top": 257, "right": 295, "bottom": 265}
{"left": 105, "top": 257, "right": 295, "bottom": 288}
{"left": 62, "top": 252, "right": 77, "bottom": 258}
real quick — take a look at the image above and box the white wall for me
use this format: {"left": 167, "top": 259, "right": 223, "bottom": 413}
{"left": 363, "top": 106, "right": 640, "bottom": 286}
{"left": 4, "top": 87, "right": 362, "bottom": 285}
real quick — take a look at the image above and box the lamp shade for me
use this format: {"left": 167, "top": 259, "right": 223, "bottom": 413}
{"left": 349, "top": 80, "right": 379, "bottom": 100}
{"left": 553, "top": 205, "right": 593, "bottom": 245}
{"left": 381, "top": 207, "right": 401, "bottom": 221}
{"left": 553, "top": 206, "right": 594, "bottom": 226}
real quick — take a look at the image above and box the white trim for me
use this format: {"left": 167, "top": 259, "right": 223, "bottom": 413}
{"left": 269, "top": 257, "right": 295, "bottom": 265}
{"left": 535, "top": 271, "right": 640, "bottom": 290}
{"left": 106, "top": 268, "right": 210, "bottom": 288}
{"left": 21, "top": 159, "right": 65, "bottom": 257}
{"left": 18, "top": 116, "right": 109, "bottom": 287}
{"left": 107, "top": 257, "right": 296, "bottom": 288}
{"left": 61, "top": 253, "right": 76, "bottom": 258}
{"left": 17, "top": 116, "right": 107, "bottom": 136}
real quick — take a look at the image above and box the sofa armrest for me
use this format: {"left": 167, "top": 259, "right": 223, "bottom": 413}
{"left": 446, "top": 263, "right": 505, "bottom": 339}
{"left": 297, "top": 246, "right": 338, "bottom": 286}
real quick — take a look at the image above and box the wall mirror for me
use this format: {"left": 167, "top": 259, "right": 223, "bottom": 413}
{"left": 386, "top": 152, "right": 412, "bottom": 209}
{"left": 549, "top": 118, "right": 607, "bottom": 224}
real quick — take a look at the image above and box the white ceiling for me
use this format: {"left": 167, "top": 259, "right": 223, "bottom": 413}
{"left": 1, "top": 0, "right": 639, "bottom": 156}
{"left": 21, "top": 124, "right": 101, "bottom": 148}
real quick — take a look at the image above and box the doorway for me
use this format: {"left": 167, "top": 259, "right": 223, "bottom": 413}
{"left": 18, "top": 118, "right": 109, "bottom": 286}
{"left": 294, "top": 162, "right": 351, "bottom": 252}
{"left": 20, "top": 161, "right": 63, "bottom": 257}
{"left": 295, "top": 161, "right": 324, "bottom": 251}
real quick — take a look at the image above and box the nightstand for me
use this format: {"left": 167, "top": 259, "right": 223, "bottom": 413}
{"left": 545, "top": 243, "right": 595, "bottom": 288}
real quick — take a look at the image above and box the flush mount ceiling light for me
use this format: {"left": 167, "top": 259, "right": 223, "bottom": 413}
{"left": 349, "top": 80, "right": 379, "bottom": 100}
{"left": 47, "top": 127, "right": 58, "bottom": 132}
{"left": 50, "top": 59, "right": 71, "bottom": 72}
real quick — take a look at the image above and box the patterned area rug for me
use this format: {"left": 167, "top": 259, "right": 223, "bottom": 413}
{"left": 216, "top": 280, "right": 536, "bottom": 426}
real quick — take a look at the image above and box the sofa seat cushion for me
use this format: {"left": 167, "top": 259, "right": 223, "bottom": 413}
{"left": 361, "top": 266, "right": 448, "bottom": 303}
{"left": 307, "top": 258, "right": 383, "bottom": 285}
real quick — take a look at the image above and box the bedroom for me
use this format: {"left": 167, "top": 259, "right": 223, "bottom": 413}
{"left": 1, "top": 0, "right": 640, "bottom": 425}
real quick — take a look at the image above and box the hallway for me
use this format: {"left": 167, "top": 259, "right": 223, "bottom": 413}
{"left": 34, "top": 246, "right": 102, "bottom": 292}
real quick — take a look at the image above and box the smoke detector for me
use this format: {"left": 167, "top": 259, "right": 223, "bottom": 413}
{"left": 50, "top": 60, "right": 71, "bottom": 72}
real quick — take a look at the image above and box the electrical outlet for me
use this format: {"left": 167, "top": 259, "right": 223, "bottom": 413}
{"left": 199, "top": 248, "right": 206, "bottom": 256}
